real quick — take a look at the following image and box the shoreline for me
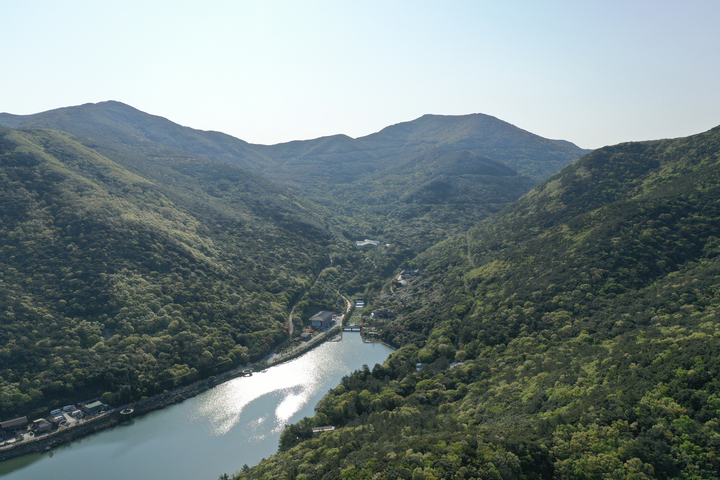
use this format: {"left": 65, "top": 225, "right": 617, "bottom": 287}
{"left": 0, "top": 323, "right": 346, "bottom": 463}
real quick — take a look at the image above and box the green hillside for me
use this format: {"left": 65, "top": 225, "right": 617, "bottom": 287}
{"left": 253, "top": 113, "right": 588, "bottom": 253}
{"left": 0, "top": 101, "right": 269, "bottom": 172}
{"left": 355, "top": 113, "right": 586, "bottom": 181}
{"left": 0, "top": 126, "right": 330, "bottom": 418}
{"left": 235, "top": 127, "right": 720, "bottom": 479}
{"left": 0, "top": 103, "right": 590, "bottom": 340}
{"left": 0, "top": 102, "right": 603, "bottom": 475}
{"left": 0, "top": 103, "right": 588, "bottom": 256}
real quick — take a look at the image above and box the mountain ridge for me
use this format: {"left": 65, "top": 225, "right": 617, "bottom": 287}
{"left": 234, "top": 124, "right": 720, "bottom": 479}
{"left": 1, "top": 101, "right": 608, "bottom": 477}
{"left": 0, "top": 101, "right": 589, "bottom": 180}
{"left": 0, "top": 101, "right": 589, "bottom": 256}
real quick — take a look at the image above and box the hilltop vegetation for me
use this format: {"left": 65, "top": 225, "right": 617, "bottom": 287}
{"left": 6, "top": 102, "right": 720, "bottom": 479}
{"left": 0, "top": 126, "right": 330, "bottom": 417}
{"left": 0, "top": 104, "right": 587, "bottom": 419}
{"left": 254, "top": 112, "right": 588, "bottom": 253}
{"left": 234, "top": 127, "right": 720, "bottom": 479}
{"left": 0, "top": 102, "right": 588, "bottom": 255}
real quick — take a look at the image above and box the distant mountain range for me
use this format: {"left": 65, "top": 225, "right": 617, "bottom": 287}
{"left": 0, "top": 102, "right": 589, "bottom": 182}
{"left": 0, "top": 101, "right": 589, "bottom": 253}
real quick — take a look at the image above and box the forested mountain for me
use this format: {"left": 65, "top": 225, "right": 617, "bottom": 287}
{"left": 0, "top": 102, "right": 594, "bottom": 472}
{"left": 254, "top": 112, "right": 587, "bottom": 185}
{"left": 236, "top": 126, "right": 720, "bottom": 479}
{"left": 250, "top": 112, "right": 589, "bottom": 253}
{"left": 0, "top": 102, "right": 589, "bottom": 254}
{"left": 0, "top": 101, "right": 269, "bottom": 172}
{"left": 0, "top": 126, "right": 331, "bottom": 418}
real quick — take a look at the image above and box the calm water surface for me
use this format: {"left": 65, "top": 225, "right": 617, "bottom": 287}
{"left": 0, "top": 333, "right": 393, "bottom": 480}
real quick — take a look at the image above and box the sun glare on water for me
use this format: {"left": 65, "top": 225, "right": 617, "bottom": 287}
{"left": 190, "top": 348, "right": 345, "bottom": 436}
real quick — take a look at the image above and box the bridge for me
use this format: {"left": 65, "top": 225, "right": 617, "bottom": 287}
{"left": 342, "top": 325, "right": 362, "bottom": 331}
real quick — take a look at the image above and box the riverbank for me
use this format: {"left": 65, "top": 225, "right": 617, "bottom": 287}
{"left": 0, "top": 332, "right": 395, "bottom": 480}
{"left": 0, "top": 323, "right": 345, "bottom": 463}
{"left": 0, "top": 279, "right": 359, "bottom": 464}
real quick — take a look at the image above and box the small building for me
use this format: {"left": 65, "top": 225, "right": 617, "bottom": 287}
{"left": 309, "top": 311, "right": 334, "bottom": 330}
{"left": 70, "top": 410, "right": 84, "bottom": 419}
{"left": 1, "top": 416, "right": 28, "bottom": 435}
{"left": 300, "top": 332, "right": 312, "bottom": 342}
{"left": 50, "top": 415, "right": 64, "bottom": 425}
{"left": 398, "top": 268, "right": 423, "bottom": 281}
{"left": 371, "top": 309, "right": 396, "bottom": 319}
{"left": 355, "top": 239, "right": 380, "bottom": 248}
{"left": 355, "top": 299, "right": 365, "bottom": 308}
{"left": 32, "top": 419, "right": 52, "bottom": 434}
{"left": 50, "top": 408, "right": 62, "bottom": 416}
{"left": 400, "top": 268, "right": 423, "bottom": 277}
{"left": 62, "top": 405, "right": 76, "bottom": 412}
{"left": 83, "top": 401, "right": 104, "bottom": 415}
{"left": 312, "top": 426, "right": 335, "bottom": 435}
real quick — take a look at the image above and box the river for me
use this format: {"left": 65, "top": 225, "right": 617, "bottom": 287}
{"left": 0, "top": 332, "right": 394, "bottom": 480}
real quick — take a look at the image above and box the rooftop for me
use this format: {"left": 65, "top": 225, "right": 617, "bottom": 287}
{"left": 355, "top": 239, "right": 380, "bottom": 247}
{"left": 310, "top": 311, "right": 334, "bottom": 321}
{"left": 1, "top": 417, "right": 28, "bottom": 429}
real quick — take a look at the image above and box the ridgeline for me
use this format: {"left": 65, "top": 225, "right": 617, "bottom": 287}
{"left": 234, "top": 126, "right": 720, "bottom": 479}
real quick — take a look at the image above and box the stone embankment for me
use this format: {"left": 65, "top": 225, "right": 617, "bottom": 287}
{"left": 0, "top": 411, "right": 119, "bottom": 461}
{"left": 265, "top": 324, "right": 341, "bottom": 366}
{"left": 0, "top": 376, "right": 224, "bottom": 462}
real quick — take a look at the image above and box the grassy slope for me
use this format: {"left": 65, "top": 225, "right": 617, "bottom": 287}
{"left": 236, "top": 126, "right": 720, "bottom": 480}
{"left": 0, "top": 126, "right": 330, "bottom": 419}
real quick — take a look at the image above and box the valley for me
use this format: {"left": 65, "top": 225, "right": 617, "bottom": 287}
{"left": 2, "top": 102, "right": 719, "bottom": 480}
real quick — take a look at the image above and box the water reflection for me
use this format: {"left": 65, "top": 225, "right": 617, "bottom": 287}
{"left": 0, "top": 333, "right": 393, "bottom": 480}
{"left": 191, "top": 346, "right": 350, "bottom": 437}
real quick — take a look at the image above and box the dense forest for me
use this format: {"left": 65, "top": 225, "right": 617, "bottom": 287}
{"left": 0, "top": 102, "right": 588, "bottom": 255}
{"left": 233, "top": 127, "right": 720, "bottom": 479}
{"left": 7, "top": 102, "right": 718, "bottom": 479}
{"left": 0, "top": 126, "right": 331, "bottom": 417}
{"left": 0, "top": 103, "right": 584, "bottom": 422}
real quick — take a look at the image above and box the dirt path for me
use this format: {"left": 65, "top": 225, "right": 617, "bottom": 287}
{"left": 286, "top": 302, "right": 298, "bottom": 336}
{"left": 339, "top": 291, "right": 352, "bottom": 316}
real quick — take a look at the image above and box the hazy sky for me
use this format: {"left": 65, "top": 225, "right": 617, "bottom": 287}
{"left": 2, "top": 1, "right": 719, "bottom": 149}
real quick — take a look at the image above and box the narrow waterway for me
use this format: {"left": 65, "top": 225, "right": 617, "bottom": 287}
{"left": 0, "top": 333, "right": 393, "bottom": 480}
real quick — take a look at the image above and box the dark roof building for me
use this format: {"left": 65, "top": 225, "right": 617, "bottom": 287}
{"left": 32, "top": 419, "right": 52, "bottom": 433}
{"left": 371, "top": 308, "right": 396, "bottom": 319}
{"left": 399, "top": 268, "right": 423, "bottom": 280}
{"left": 310, "top": 311, "right": 334, "bottom": 330}
{"left": 1, "top": 416, "right": 28, "bottom": 434}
